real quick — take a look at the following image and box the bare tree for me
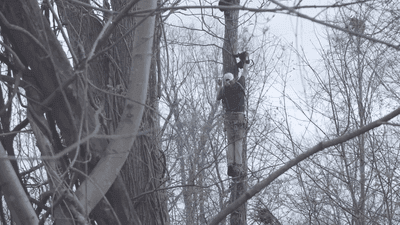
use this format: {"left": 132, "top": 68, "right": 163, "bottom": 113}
{"left": 3, "top": 0, "right": 400, "bottom": 224}
{"left": 287, "top": 5, "right": 400, "bottom": 224}
{"left": 0, "top": 0, "right": 166, "bottom": 224}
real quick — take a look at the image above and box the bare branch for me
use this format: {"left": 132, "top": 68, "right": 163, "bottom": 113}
{"left": 269, "top": 0, "right": 400, "bottom": 50}
{"left": 64, "top": 1, "right": 371, "bottom": 16}
{"left": 0, "top": 41, "right": 26, "bottom": 72}
{"left": 0, "top": 142, "right": 39, "bottom": 224}
{"left": 74, "top": 0, "right": 158, "bottom": 215}
{"left": 209, "top": 106, "right": 400, "bottom": 225}
{"left": 88, "top": 0, "right": 141, "bottom": 56}
{"left": 46, "top": 0, "right": 78, "bottom": 64}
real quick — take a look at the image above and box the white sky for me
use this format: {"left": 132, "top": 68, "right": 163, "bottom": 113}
{"left": 166, "top": 0, "right": 339, "bottom": 138}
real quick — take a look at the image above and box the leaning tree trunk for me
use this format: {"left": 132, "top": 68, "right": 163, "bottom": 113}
{"left": 58, "top": 0, "right": 168, "bottom": 223}
{"left": 0, "top": 142, "right": 38, "bottom": 224}
{"left": 74, "top": 0, "right": 159, "bottom": 215}
{"left": 120, "top": 6, "right": 169, "bottom": 224}
{"left": 56, "top": 2, "right": 129, "bottom": 224}
{"left": 221, "top": 1, "right": 247, "bottom": 224}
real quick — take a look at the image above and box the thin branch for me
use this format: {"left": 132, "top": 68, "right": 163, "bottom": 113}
{"left": 268, "top": 0, "right": 400, "bottom": 50}
{"left": 20, "top": 162, "right": 44, "bottom": 177}
{"left": 64, "top": 0, "right": 370, "bottom": 16}
{"left": 46, "top": 0, "right": 78, "bottom": 65}
{"left": 0, "top": 41, "right": 26, "bottom": 72}
{"left": 0, "top": 75, "right": 29, "bottom": 88}
{"left": 87, "top": 0, "right": 141, "bottom": 58}
{"left": 40, "top": 74, "right": 78, "bottom": 107}
{"left": 85, "top": 17, "right": 113, "bottom": 63}
{"left": 0, "top": 71, "right": 22, "bottom": 117}
{"left": 209, "top": 106, "right": 400, "bottom": 225}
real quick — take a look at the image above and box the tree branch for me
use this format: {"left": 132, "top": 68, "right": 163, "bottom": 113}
{"left": 74, "top": 0, "right": 158, "bottom": 215}
{"left": 0, "top": 142, "right": 39, "bottom": 224}
{"left": 269, "top": 0, "right": 399, "bottom": 50}
{"left": 209, "top": 106, "right": 400, "bottom": 225}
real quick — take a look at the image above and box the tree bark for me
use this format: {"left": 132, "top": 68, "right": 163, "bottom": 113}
{"left": 74, "top": 0, "right": 158, "bottom": 216}
{"left": 222, "top": 1, "right": 239, "bottom": 78}
{"left": 0, "top": 0, "right": 87, "bottom": 223}
{"left": 0, "top": 142, "right": 38, "bottom": 225}
{"left": 57, "top": 0, "right": 139, "bottom": 223}
{"left": 121, "top": 7, "right": 169, "bottom": 224}
{"left": 221, "top": 1, "right": 247, "bottom": 224}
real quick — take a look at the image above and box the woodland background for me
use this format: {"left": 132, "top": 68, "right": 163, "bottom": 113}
{"left": 0, "top": 0, "right": 400, "bottom": 224}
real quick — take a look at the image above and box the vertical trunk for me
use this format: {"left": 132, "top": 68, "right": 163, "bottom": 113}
{"left": 108, "top": 0, "right": 136, "bottom": 127}
{"left": 221, "top": 1, "right": 247, "bottom": 224}
{"left": 222, "top": 2, "right": 239, "bottom": 78}
{"left": 198, "top": 146, "right": 206, "bottom": 225}
{"left": 120, "top": 6, "right": 169, "bottom": 224}
{"left": 172, "top": 105, "right": 193, "bottom": 224}
{"left": 198, "top": 102, "right": 220, "bottom": 224}
{"left": 357, "top": 40, "right": 366, "bottom": 225}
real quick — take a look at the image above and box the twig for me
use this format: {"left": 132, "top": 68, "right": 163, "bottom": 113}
{"left": 0, "top": 71, "right": 22, "bottom": 117}
{"left": 209, "top": 106, "right": 400, "bottom": 225}
{"left": 46, "top": 0, "right": 78, "bottom": 65}
{"left": 0, "top": 41, "right": 26, "bottom": 71}
{"left": 20, "top": 162, "right": 44, "bottom": 177}
{"left": 268, "top": 0, "right": 400, "bottom": 50}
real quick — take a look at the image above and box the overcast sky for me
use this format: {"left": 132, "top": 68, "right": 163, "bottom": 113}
{"left": 167, "top": 0, "right": 336, "bottom": 137}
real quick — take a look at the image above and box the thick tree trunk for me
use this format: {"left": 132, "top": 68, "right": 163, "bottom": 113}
{"left": 74, "top": 0, "right": 158, "bottom": 216}
{"left": 57, "top": 1, "right": 139, "bottom": 223}
{"left": 121, "top": 8, "right": 169, "bottom": 224}
{"left": 57, "top": 0, "right": 168, "bottom": 223}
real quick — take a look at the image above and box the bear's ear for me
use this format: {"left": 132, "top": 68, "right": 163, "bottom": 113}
{"left": 218, "top": 0, "right": 233, "bottom": 12}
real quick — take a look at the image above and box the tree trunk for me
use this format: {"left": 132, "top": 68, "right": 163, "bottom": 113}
{"left": 221, "top": 1, "right": 247, "bottom": 224}
{"left": 0, "top": 0, "right": 89, "bottom": 223}
{"left": 74, "top": 0, "right": 158, "bottom": 216}
{"left": 222, "top": 1, "right": 239, "bottom": 78}
{"left": 0, "top": 142, "right": 38, "bottom": 225}
{"left": 3, "top": 0, "right": 165, "bottom": 223}
{"left": 120, "top": 4, "right": 169, "bottom": 224}
{"left": 173, "top": 106, "right": 195, "bottom": 225}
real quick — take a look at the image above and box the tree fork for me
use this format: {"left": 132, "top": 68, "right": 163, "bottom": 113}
{"left": 74, "top": 0, "right": 158, "bottom": 216}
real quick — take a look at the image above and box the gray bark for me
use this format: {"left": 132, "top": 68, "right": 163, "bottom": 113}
{"left": 74, "top": 0, "right": 158, "bottom": 215}
{"left": 121, "top": 8, "right": 169, "bottom": 224}
{"left": 0, "top": 142, "right": 38, "bottom": 225}
{"left": 221, "top": 1, "right": 247, "bottom": 224}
